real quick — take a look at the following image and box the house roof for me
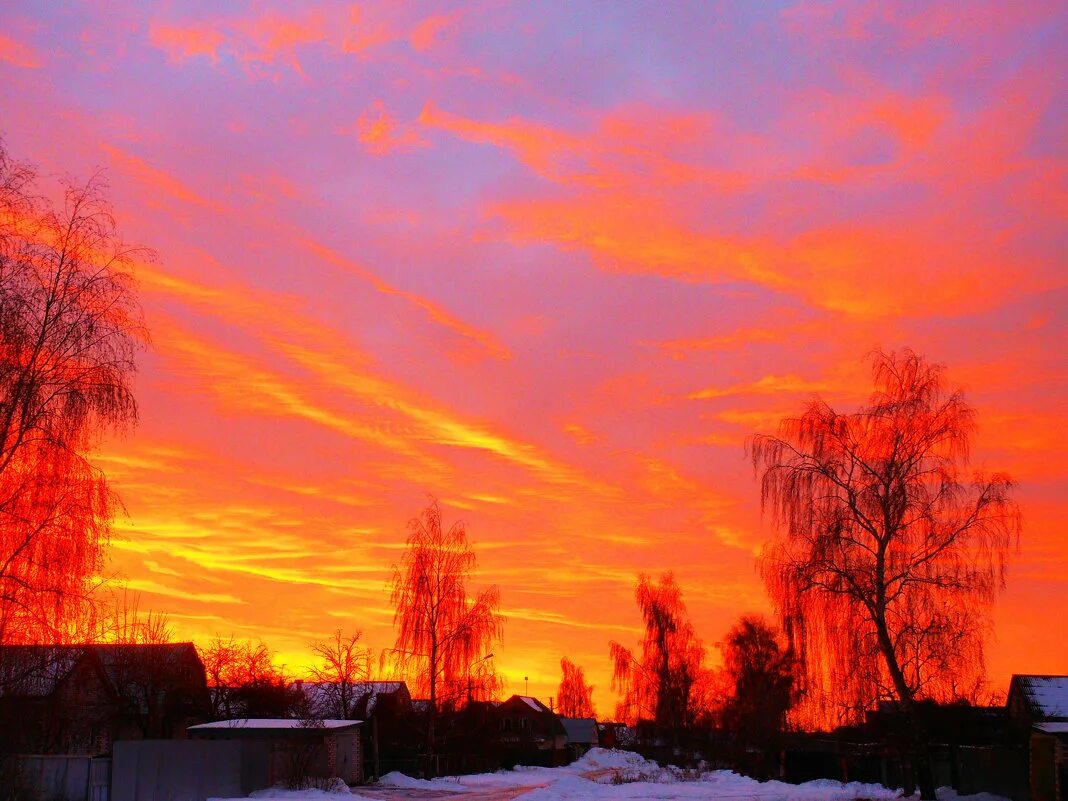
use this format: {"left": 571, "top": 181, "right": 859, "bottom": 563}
{"left": 189, "top": 718, "right": 361, "bottom": 731}
{"left": 0, "top": 646, "right": 85, "bottom": 697}
{"left": 503, "top": 695, "right": 551, "bottom": 713}
{"left": 1036, "top": 722, "right": 1068, "bottom": 735}
{"left": 560, "top": 717, "right": 598, "bottom": 745}
{"left": 293, "top": 680, "right": 408, "bottom": 718}
{"left": 1011, "top": 675, "right": 1068, "bottom": 721}
{"left": 0, "top": 642, "right": 204, "bottom": 700}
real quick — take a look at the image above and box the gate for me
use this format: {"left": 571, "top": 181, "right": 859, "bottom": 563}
{"left": 89, "top": 757, "right": 111, "bottom": 801}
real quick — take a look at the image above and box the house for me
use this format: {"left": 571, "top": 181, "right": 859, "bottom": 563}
{"left": 188, "top": 718, "right": 362, "bottom": 785}
{"left": 426, "top": 695, "right": 567, "bottom": 774}
{"left": 559, "top": 717, "right": 598, "bottom": 761}
{"left": 494, "top": 695, "right": 567, "bottom": 768}
{"left": 0, "top": 643, "right": 209, "bottom": 755}
{"left": 293, "top": 680, "right": 417, "bottom": 779}
{"left": 1008, "top": 675, "right": 1068, "bottom": 801}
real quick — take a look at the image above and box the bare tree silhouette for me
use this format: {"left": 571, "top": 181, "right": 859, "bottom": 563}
{"left": 0, "top": 143, "right": 146, "bottom": 644}
{"left": 610, "top": 572, "right": 708, "bottom": 744}
{"left": 749, "top": 348, "right": 1020, "bottom": 799}
{"left": 305, "top": 630, "right": 372, "bottom": 719}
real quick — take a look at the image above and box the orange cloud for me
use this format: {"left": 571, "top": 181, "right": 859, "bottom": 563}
{"left": 148, "top": 21, "right": 225, "bottom": 63}
{"left": 148, "top": 9, "right": 328, "bottom": 77}
{"left": 420, "top": 103, "right": 749, "bottom": 192}
{"left": 0, "top": 32, "right": 41, "bottom": 68}
{"left": 423, "top": 64, "right": 1061, "bottom": 317}
{"left": 688, "top": 374, "right": 829, "bottom": 400}
{"left": 409, "top": 11, "right": 462, "bottom": 52}
{"left": 780, "top": 1, "right": 1062, "bottom": 47}
{"left": 102, "top": 143, "right": 221, "bottom": 212}
{"left": 347, "top": 100, "right": 427, "bottom": 155}
{"left": 299, "top": 237, "right": 510, "bottom": 359}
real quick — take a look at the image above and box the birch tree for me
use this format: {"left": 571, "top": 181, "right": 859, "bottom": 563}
{"left": 0, "top": 143, "right": 145, "bottom": 644}
{"left": 750, "top": 348, "right": 1019, "bottom": 799}
{"left": 388, "top": 498, "right": 503, "bottom": 757}
{"left": 557, "top": 657, "right": 596, "bottom": 718}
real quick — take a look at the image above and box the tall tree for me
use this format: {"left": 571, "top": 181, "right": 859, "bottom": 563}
{"left": 388, "top": 498, "right": 503, "bottom": 756}
{"left": 719, "top": 615, "right": 795, "bottom": 778}
{"left": 749, "top": 348, "right": 1019, "bottom": 799}
{"left": 610, "top": 572, "right": 707, "bottom": 742}
{"left": 305, "top": 629, "right": 372, "bottom": 719}
{"left": 557, "top": 657, "right": 596, "bottom": 718}
{"left": 0, "top": 144, "right": 145, "bottom": 643}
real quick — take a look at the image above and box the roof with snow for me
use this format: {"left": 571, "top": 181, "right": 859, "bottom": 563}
{"left": 189, "top": 718, "right": 361, "bottom": 731}
{"left": 1037, "top": 722, "right": 1068, "bottom": 735}
{"left": 505, "top": 695, "right": 552, "bottom": 713}
{"left": 560, "top": 717, "right": 598, "bottom": 745}
{"left": 1010, "top": 675, "right": 1068, "bottom": 721}
{"left": 292, "top": 680, "right": 409, "bottom": 719}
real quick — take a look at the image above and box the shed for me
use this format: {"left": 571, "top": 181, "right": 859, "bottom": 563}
{"left": 1008, "top": 675, "right": 1068, "bottom": 801}
{"left": 188, "top": 719, "right": 362, "bottom": 785}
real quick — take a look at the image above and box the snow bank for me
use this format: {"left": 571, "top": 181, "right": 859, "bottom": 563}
{"left": 241, "top": 778, "right": 353, "bottom": 798}
{"left": 376, "top": 771, "right": 467, "bottom": 792}
{"left": 570, "top": 748, "right": 658, "bottom": 772}
{"left": 212, "top": 748, "right": 1016, "bottom": 801}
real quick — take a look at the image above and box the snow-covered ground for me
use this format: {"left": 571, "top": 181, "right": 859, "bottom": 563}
{"left": 218, "top": 748, "right": 1011, "bottom": 801}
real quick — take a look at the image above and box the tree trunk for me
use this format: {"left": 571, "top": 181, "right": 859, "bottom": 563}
{"left": 427, "top": 642, "right": 437, "bottom": 776}
{"left": 874, "top": 615, "right": 936, "bottom": 799}
{"left": 372, "top": 715, "right": 380, "bottom": 781}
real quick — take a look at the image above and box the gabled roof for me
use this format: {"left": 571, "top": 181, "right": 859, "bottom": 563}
{"left": 560, "top": 716, "right": 598, "bottom": 744}
{"left": 0, "top": 646, "right": 87, "bottom": 697}
{"left": 92, "top": 642, "right": 202, "bottom": 687}
{"left": 293, "top": 680, "right": 409, "bottom": 718}
{"left": 0, "top": 643, "right": 204, "bottom": 699}
{"left": 501, "top": 695, "right": 552, "bottom": 714}
{"left": 1010, "top": 675, "right": 1068, "bottom": 721}
{"left": 189, "top": 718, "right": 361, "bottom": 731}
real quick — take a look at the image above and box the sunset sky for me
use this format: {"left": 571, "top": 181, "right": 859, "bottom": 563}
{"left": 1, "top": 1, "right": 1065, "bottom": 714}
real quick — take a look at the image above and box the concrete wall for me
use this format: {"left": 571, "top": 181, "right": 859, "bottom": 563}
{"left": 112, "top": 740, "right": 269, "bottom": 801}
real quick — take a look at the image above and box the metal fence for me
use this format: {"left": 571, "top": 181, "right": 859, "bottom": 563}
{"left": 3, "top": 755, "right": 110, "bottom": 801}
{"left": 111, "top": 739, "right": 267, "bottom": 801}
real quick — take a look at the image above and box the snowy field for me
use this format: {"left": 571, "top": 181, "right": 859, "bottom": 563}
{"left": 219, "top": 748, "right": 1011, "bottom": 801}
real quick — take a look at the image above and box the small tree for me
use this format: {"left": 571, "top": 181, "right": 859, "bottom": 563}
{"left": 719, "top": 615, "right": 794, "bottom": 778}
{"left": 387, "top": 497, "right": 504, "bottom": 760}
{"left": 557, "top": 657, "right": 596, "bottom": 718}
{"left": 306, "top": 629, "right": 372, "bottom": 719}
{"left": 750, "top": 348, "right": 1020, "bottom": 799}
{"left": 610, "top": 572, "right": 708, "bottom": 745}
{"left": 198, "top": 637, "right": 298, "bottom": 719}
{"left": 0, "top": 144, "right": 146, "bottom": 644}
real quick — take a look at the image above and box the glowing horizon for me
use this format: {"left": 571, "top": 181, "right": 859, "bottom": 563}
{"left": 1, "top": 1, "right": 1065, "bottom": 716}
